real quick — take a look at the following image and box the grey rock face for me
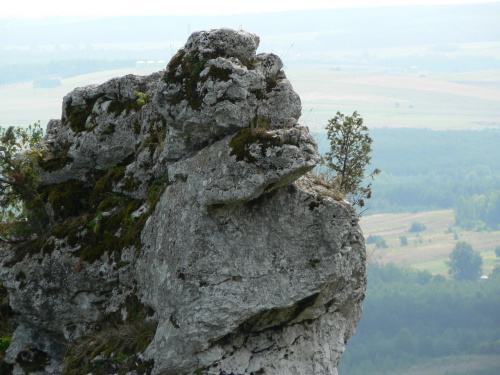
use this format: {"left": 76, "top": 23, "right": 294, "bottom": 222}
{"left": 138, "top": 178, "right": 365, "bottom": 374}
{"left": 0, "top": 28, "right": 366, "bottom": 375}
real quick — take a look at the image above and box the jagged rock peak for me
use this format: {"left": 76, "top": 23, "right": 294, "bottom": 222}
{"left": 0, "top": 28, "right": 366, "bottom": 375}
{"left": 183, "top": 28, "right": 260, "bottom": 66}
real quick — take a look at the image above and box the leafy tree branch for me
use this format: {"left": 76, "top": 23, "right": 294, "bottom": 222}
{"left": 0, "top": 122, "right": 48, "bottom": 242}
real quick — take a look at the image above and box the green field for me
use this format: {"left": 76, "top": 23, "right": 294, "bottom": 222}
{"left": 360, "top": 209, "right": 500, "bottom": 276}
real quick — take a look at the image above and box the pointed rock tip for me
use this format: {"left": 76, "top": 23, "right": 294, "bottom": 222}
{"left": 184, "top": 28, "right": 260, "bottom": 64}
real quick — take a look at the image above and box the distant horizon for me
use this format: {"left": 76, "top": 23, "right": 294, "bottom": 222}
{"left": 2, "top": 0, "right": 499, "bottom": 18}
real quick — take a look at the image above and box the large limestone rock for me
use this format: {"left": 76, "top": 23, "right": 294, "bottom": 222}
{"left": 0, "top": 28, "right": 366, "bottom": 375}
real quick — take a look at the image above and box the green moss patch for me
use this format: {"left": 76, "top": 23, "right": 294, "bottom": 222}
{"left": 76, "top": 199, "right": 142, "bottom": 262}
{"left": 164, "top": 51, "right": 207, "bottom": 110}
{"left": 17, "top": 347, "right": 50, "bottom": 373}
{"left": 265, "top": 71, "right": 283, "bottom": 93}
{"left": 251, "top": 89, "right": 267, "bottom": 100}
{"left": 89, "top": 166, "right": 126, "bottom": 210}
{"left": 164, "top": 50, "right": 186, "bottom": 84}
{"left": 47, "top": 180, "right": 91, "bottom": 221}
{"left": 107, "top": 99, "right": 142, "bottom": 118}
{"left": 0, "top": 282, "right": 16, "bottom": 369}
{"left": 309, "top": 196, "right": 324, "bottom": 211}
{"left": 103, "top": 123, "right": 115, "bottom": 135}
{"left": 38, "top": 141, "right": 73, "bottom": 172}
{"left": 64, "top": 98, "right": 98, "bottom": 133}
{"left": 229, "top": 127, "right": 283, "bottom": 163}
{"left": 204, "top": 65, "right": 232, "bottom": 82}
{"left": 133, "top": 119, "right": 141, "bottom": 135}
{"left": 9, "top": 145, "right": 167, "bottom": 265}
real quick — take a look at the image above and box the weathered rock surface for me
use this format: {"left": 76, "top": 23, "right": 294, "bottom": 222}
{"left": 0, "top": 28, "right": 366, "bottom": 375}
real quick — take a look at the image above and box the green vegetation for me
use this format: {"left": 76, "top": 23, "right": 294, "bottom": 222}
{"left": 309, "top": 258, "right": 320, "bottom": 267}
{"left": 360, "top": 209, "right": 499, "bottom": 276}
{"left": 1, "top": 119, "right": 169, "bottom": 264}
{"left": 314, "top": 128, "right": 500, "bottom": 214}
{"left": 107, "top": 97, "right": 143, "bottom": 118}
{"left": 409, "top": 221, "right": 427, "bottom": 232}
{"left": 338, "top": 263, "right": 500, "bottom": 375}
{"left": 446, "top": 242, "right": 483, "bottom": 281}
{"left": 0, "top": 281, "right": 15, "bottom": 374}
{"left": 321, "top": 111, "right": 380, "bottom": 208}
{"left": 0, "top": 122, "right": 47, "bottom": 241}
{"left": 399, "top": 235, "right": 408, "bottom": 246}
{"left": 38, "top": 141, "right": 73, "bottom": 172}
{"left": 133, "top": 90, "right": 151, "bottom": 107}
{"left": 64, "top": 98, "right": 98, "bottom": 133}
{"left": 164, "top": 50, "right": 206, "bottom": 109}
{"left": 366, "top": 234, "right": 387, "bottom": 248}
{"left": 62, "top": 295, "right": 156, "bottom": 375}
{"left": 455, "top": 191, "right": 500, "bottom": 231}
{"left": 229, "top": 126, "right": 282, "bottom": 163}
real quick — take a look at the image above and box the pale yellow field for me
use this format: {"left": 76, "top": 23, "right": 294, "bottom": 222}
{"left": 386, "top": 354, "right": 500, "bottom": 375}
{"left": 286, "top": 69, "right": 500, "bottom": 131}
{"left": 360, "top": 209, "right": 500, "bottom": 276}
{"left": 0, "top": 67, "right": 161, "bottom": 129}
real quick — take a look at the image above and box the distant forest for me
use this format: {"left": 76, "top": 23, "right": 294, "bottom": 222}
{"left": 0, "top": 60, "right": 136, "bottom": 86}
{"left": 338, "top": 262, "right": 500, "bottom": 375}
{"left": 314, "top": 128, "right": 500, "bottom": 226}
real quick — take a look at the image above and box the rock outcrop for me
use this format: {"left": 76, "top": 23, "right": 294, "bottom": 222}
{"left": 0, "top": 28, "right": 366, "bottom": 375}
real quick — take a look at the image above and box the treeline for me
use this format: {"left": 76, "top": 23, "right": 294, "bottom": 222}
{"left": 314, "top": 128, "right": 500, "bottom": 215}
{"left": 0, "top": 60, "right": 137, "bottom": 86}
{"left": 338, "top": 263, "right": 500, "bottom": 375}
{"left": 455, "top": 191, "right": 500, "bottom": 231}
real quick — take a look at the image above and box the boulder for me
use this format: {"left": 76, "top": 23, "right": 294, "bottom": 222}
{"left": 0, "top": 28, "right": 366, "bottom": 375}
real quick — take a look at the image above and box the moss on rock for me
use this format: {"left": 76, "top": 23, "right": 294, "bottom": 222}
{"left": 64, "top": 98, "right": 98, "bottom": 133}
{"left": 165, "top": 51, "right": 207, "bottom": 110}
{"left": 47, "top": 180, "right": 91, "bottom": 221}
{"left": 107, "top": 99, "right": 142, "bottom": 118}
{"left": 38, "top": 141, "right": 73, "bottom": 172}
{"left": 229, "top": 127, "right": 283, "bottom": 163}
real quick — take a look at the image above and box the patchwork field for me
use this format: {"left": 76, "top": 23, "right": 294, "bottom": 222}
{"left": 360, "top": 209, "right": 500, "bottom": 276}
{"left": 286, "top": 68, "right": 500, "bottom": 132}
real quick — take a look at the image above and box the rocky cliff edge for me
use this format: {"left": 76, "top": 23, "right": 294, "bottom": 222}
{"left": 0, "top": 28, "right": 366, "bottom": 375}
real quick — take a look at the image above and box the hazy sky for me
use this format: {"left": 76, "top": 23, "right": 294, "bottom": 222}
{"left": 3, "top": 0, "right": 499, "bottom": 17}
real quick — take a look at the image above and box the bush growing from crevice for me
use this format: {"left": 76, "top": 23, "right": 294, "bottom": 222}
{"left": 321, "top": 111, "right": 380, "bottom": 208}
